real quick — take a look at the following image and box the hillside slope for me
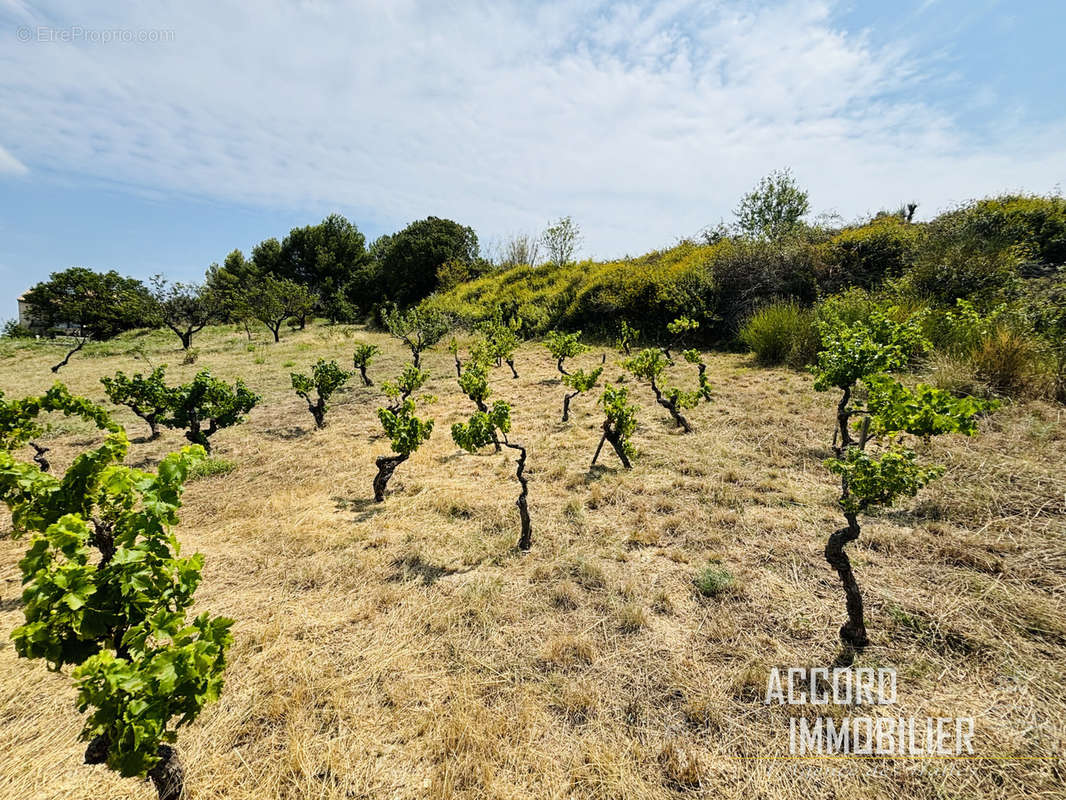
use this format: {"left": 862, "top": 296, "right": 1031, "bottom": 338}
{"left": 1, "top": 323, "right": 1064, "bottom": 799}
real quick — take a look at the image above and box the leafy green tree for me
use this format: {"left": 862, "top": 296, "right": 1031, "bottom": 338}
{"left": 245, "top": 275, "right": 315, "bottom": 342}
{"left": 291, "top": 359, "right": 351, "bottom": 429}
{"left": 734, "top": 168, "right": 809, "bottom": 241}
{"left": 540, "top": 216, "right": 582, "bottom": 268}
{"left": 205, "top": 249, "right": 262, "bottom": 323}
{"left": 624, "top": 348, "right": 710, "bottom": 433}
{"left": 544, "top": 330, "right": 585, "bottom": 376}
{"left": 384, "top": 304, "right": 449, "bottom": 368}
{"left": 452, "top": 400, "right": 532, "bottom": 549}
{"left": 275, "top": 214, "right": 370, "bottom": 319}
{"left": 22, "top": 267, "right": 158, "bottom": 340}
{"left": 150, "top": 277, "right": 220, "bottom": 350}
{"left": 592, "top": 386, "right": 637, "bottom": 469}
{"left": 561, "top": 366, "right": 603, "bottom": 422}
{"left": 250, "top": 236, "right": 282, "bottom": 275}
{"left": 163, "top": 371, "right": 260, "bottom": 453}
{"left": 813, "top": 307, "right": 996, "bottom": 649}
{"left": 100, "top": 365, "right": 173, "bottom": 440}
{"left": 3, "top": 318, "right": 33, "bottom": 338}
{"left": 374, "top": 396, "right": 433, "bottom": 502}
{"left": 352, "top": 342, "right": 380, "bottom": 386}
{"left": 378, "top": 216, "right": 479, "bottom": 306}
{"left": 0, "top": 385, "right": 233, "bottom": 800}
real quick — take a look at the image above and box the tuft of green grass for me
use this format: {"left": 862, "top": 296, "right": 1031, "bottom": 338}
{"left": 739, "top": 301, "right": 819, "bottom": 368}
{"left": 187, "top": 457, "right": 237, "bottom": 481}
{"left": 693, "top": 564, "right": 735, "bottom": 598}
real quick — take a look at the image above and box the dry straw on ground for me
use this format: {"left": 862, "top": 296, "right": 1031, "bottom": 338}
{"left": 0, "top": 322, "right": 1064, "bottom": 799}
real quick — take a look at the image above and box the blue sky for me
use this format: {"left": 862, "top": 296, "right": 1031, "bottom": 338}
{"left": 1, "top": 0, "right": 1064, "bottom": 321}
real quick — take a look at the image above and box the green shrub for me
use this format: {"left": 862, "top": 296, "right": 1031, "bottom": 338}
{"left": 164, "top": 370, "right": 260, "bottom": 453}
{"left": 100, "top": 365, "right": 173, "bottom": 440}
{"left": 739, "top": 301, "right": 819, "bottom": 368}
{"left": 816, "top": 216, "right": 920, "bottom": 292}
{"left": 431, "top": 241, "right": 719, "bottom": 337}
{"left": 971, "top": 324, "right": 1039, "bottom": 397}
{"left": 382, "top": 364, "right": 429, "bottom": 407}
{"left": 591, "top": 386, "right": 638, "bottom": 469}
{"left": 0, "top": 387, "right": 232, "bottom": 798}
{"left": 352, "top": 342, "right": 380, "bottom": 386}
{"left": 902, "top": 241, "right": 1020, "bottom": 308}
{"left": 813, "top": 308, "right": 996, "bottom": 648}
{"left": 477, "top": 312, "right": 522, "bottom": 378}
{"left": 291, "top": 359, "right": 351, "bottom": 428}
{"left": 616, "top": 320, "right": 640, "bottom": 355}
{"left": 926, "top": 193, "right": 1066, "bottom": 270}
{"left": 693, "top": 565, "right": 734, "bottom": 597}
{"left": 451, "top": 400, "right": 532, "bottom": 549}
{"left": 1024, "top": 270, "right": 1066, "bottom": 401}
{"left": 561, "top": 366, "right": 603, "bottom": 421}
{"left": 817, "top": 287, "right": 878, "bottom": 326}
{"left": 1, "top": 319, "right": 33, "bottom": 338}
{"left": 544, "top": 330, "right": 585, "bottom": 376}
{"left": 374, "top": 395, "right": 433, "bottom": 502}
{"left": 709, "top": 239, "right": 818, "bottom": 334}
{"left": 624, "top": 348, "right": 711, "bottom": 432}
{"left": 923, "top": 299, "right": 1006, "bottom": 356}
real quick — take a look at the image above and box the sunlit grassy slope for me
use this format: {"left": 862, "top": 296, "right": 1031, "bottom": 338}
{"left": 1, "top": 322, "right": 1064, "bottom": 799}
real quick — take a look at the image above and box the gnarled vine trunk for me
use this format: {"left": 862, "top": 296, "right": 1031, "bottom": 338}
{"left": 358, "top": 365, "right": 373, "bottom": 386}
{"left": 591, "top": 422, "right": 631, "bottom": 469}
{"left": 562, "top": 390, "right": 579, "bottom": 422}
{"left": 184, "top": 415, "right": 218, "bottom": 453}
{"left": 305, "top": 396, "right": 326, "bottom": 428}
{"left": 86, "top": 737, "right": 184, "bottom": 800}
{"left": 149, "top": 745, "right": 185, "bottom": 800}
{"left": 825, "top": 511, "right": 869, "bottom": 648}
{"left": 374, "top": 453, "right": 408, "bottom": 502}
{"left": 503, "top": 441, "right": 532, "bottom": 550}
{"left": 506, "top": 358, "right": 518, "bottom": 379}
{"left": 825, "top": 386, "right": 870, "bottom": 649}
{"left": 650, "top": 378, "right": 692, "bottom": 433}
{"left": 697, "top": 363, "right": 712, "bottom": 400}
{"left": 29, "top": 442, "right": 50, "bottom": 472}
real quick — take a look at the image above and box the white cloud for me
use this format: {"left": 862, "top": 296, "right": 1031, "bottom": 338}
{"left": 0, "top": 0, "right": 1063, "bottom": 257}
{"left": 0, "top": 143, "right": 27, "bottom": 175}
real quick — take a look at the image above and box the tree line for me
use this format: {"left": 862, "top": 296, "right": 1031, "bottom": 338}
{"left": 8, "top": 213, "right": 586, "bottom": 351}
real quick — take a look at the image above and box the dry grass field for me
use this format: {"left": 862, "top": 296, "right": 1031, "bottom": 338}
{"left": 1, "top": 322, "right": 1064, "bottom": 799}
